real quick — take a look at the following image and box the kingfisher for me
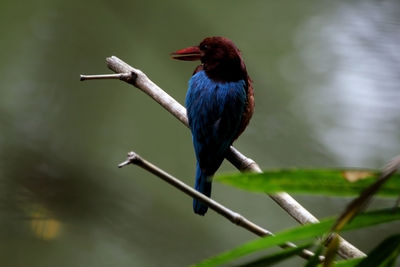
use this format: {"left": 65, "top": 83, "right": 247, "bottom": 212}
{"left": 171, "top": 37, "right": 254, "bottom": 215}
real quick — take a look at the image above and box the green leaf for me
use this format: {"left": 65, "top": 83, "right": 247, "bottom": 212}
{"left": 239, "top": 243, "right": 313, "bottom": 267}
{"left": 192, "top": 208, "right": 400, "bottom": 267}
{"left": 304, "top": 244, "right": 324, "bottom": 267}
{"left": 323, "top": 234, "right": 340, "bottom": 267}
{"left": 217, "top": 169, "right": 400, "bottom": 197}
{"left": 334, "top": 258, "right": 364, "bottom": 267}
{"left": 332, "top": 157, "right": 400, "bottom": 232}
{"left": 335, "top": 235, "right": 400, "bottom": 267}
{"left": 355, "top": 234, "right": 400, "bottom": 267}
{"left": 341, "top": 208, "right": 400, "bottom": 231}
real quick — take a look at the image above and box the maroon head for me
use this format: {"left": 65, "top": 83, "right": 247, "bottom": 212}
{"left": 171, "top": 36, "right": 248, "bottom": 82}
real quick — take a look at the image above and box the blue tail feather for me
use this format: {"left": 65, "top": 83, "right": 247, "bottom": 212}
{"left": 193, "top": 163, "right": 212, "bottom": 215}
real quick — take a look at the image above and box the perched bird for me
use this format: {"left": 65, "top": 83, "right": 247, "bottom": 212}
{"left": 171, "top": 37, "right": 254, "bottom": 215}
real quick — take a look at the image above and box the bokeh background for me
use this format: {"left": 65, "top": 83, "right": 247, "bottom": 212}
{"left": 1, "top": 0, "right": 399, "bottom": 266}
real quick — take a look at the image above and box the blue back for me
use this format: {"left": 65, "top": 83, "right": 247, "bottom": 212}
{"left": 186, "top": 70, "right": 247, "bottom": 175}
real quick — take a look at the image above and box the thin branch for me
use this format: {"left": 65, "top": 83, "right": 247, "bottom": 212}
{"left": 80, "top": 55, "right": 365, "bottom": 259}
{"left": 80, "top": 73, "right": 131, "bottom": 81}
{"left": 119, "top": 151, "right": 319, "bottom": 261}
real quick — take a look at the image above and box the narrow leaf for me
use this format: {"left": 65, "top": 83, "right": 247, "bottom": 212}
{"left": 239, "top": 243, "right": 313, "bottom": 267}
{"left": 193, "top": 208, "right": 400, "bottom": 267}
{"left": 332, "top": 156, "right": 400, "bottom": 232}
{"left": 323, "top": 234, "right": 339, "bottom": 267}
{"left": 217, "top": 169, "right": 400, "bottom": 197}
{"left": 335, "top": 258, "right": 364, "bottom": 267}
{"left": 355, "top": 234, "right": 400, "bottom": 267}
{"left": 304, "top": 245, "right": 325, "bottom": 267}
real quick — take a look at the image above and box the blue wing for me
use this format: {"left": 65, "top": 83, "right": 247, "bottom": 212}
{"left": 186, "top": 70, "right": 247, "bottom": 215}
{"left": 186, "top": 70, "right": 247, "bottom": 175}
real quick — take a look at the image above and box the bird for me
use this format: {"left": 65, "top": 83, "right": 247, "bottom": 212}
{"left": 171, "top": 36, "right": 254, "bottom": 215}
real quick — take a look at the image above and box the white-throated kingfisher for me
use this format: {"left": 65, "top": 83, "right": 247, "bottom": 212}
{"left": 171, "top": 36, "right": 254, "bottom": 215}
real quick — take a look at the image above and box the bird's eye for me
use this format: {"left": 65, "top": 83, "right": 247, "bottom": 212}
{"left": 200, "top": 44, "right": 209, "bottom": 50}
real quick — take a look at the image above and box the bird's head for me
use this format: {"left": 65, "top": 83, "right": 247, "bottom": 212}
{"left": 171, "top": 36, "right": 247, "bottom": 82}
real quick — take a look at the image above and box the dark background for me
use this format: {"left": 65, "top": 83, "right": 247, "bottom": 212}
{"left": 1, "top": 0, "right": 399, "bottom": 266}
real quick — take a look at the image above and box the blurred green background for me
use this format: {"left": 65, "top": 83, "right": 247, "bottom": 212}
{"left": 1, "top": 0, "right": 399, "bottom": 266}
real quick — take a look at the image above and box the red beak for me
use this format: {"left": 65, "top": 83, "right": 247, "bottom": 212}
{"left": 171, "top": 46, "right": 202, "bottom": 61}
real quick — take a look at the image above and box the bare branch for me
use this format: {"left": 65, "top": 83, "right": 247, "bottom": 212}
{"left": 119, "top": 151, "right": 319, "bottom": 261}
{"left": 80, "top": 56, "right": 366, "bottom": 259}
{"left": 80, "top": 73, "right": 131, "bottom": 81}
